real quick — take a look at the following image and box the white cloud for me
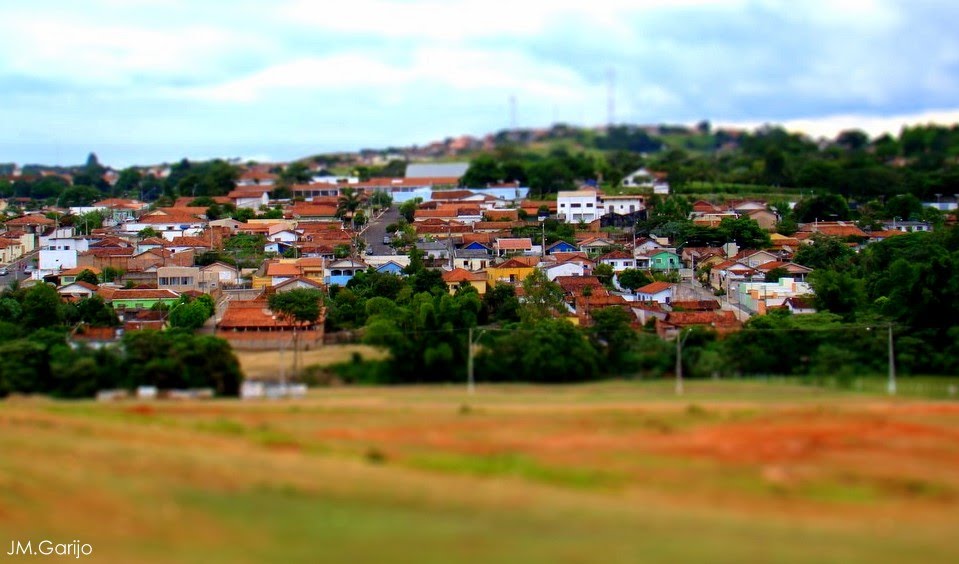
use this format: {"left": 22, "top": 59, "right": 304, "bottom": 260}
{"left": 718, "top": 108, "right": 959, "bottom": 139}
{"left": 174, "top": 47, "right": 601, "bottom": 106}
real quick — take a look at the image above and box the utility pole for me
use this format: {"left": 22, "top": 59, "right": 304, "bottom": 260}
{"left": 887, "top": 324, "right": 896, "bottom": 395}
{"left": 467, "top": 327, "right": 475, "bottom": 395}
{"left": 675, "top": 328, "right": 691, "bottom": 395}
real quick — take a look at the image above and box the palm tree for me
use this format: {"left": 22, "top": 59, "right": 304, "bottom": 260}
{"left": 336, "top": 188, "right": 363, "bottom": 225}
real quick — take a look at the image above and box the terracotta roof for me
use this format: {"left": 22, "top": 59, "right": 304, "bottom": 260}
{"left": 108, "top": 289, "right": 179, "bottom": 300}
{"left": 461, "top": 233, "right": 494, "bottom": 245}
{"left": 665, "top": 310, "right": 739, "bottom": 327}
{"left": 6, "top": 214, "right": 54, "bottom": 226}
{"left": 870, "top": 229, "right": 907, "bottom": 239}
{"left": 474, "top": 221, "right": 525, "bottom": 230}
{"left": 637, "top": 281, "right": 674, "bottom": 294}
{"left": 273, "top": 277, "right": 325, "bottom": 291}
{"left": 60, "top": 281, "right": 100, "bottom": 292}
{"left": 483, "top": 209, "right": 520, "bottom": 221}
{"left": 670, "top": 300, "right": 721, "bottom": 311}
{"left": 632, "top": 301, "right": 666, "bottom": 312}
{"left": 59, "top": 266, "right": 102, "bottom": 277}
{"left": 82, "top": 248, "right": 135, "bottom": 257}
{"left": 266, "top": 262, "right": 303, "bottom": 277}
{"left": 597, "top": 250, "right": 633, "bottom": 261}
{"left": 137, "top": 213, "right": 204, "bottom": 225}
{"left": 785, "top": 296, "right": 815, "bottom": 310}
{"left": 491, "top": 258, "right": 534, "bottom": 269}
{"left": 550, "top": 252, "right": 593, "bottom": 264}
{"left": 168, "top": 236, "right": 212, "bottom": 248}
{"left": 496, "top": 238, "right": 533, "bottom": 250}
{"left": 290, "top": 204, "right": 338, "bottom": 217}
{"left": 554, "top": 276, "right": 605, "bottom": 294}
{"left": 430, "top": 190, "right": 476, "bottom": 200}
{"left": 442, "top": 268, "right": 485, "bottom": 283}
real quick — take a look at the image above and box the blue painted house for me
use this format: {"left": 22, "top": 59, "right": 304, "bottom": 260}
{"left": 546, "top": 240, "right": 578, "bottom": 254}
{"left": 324, "top": 258, "right": 369, "bottom": 286}
{"left": 375, "top": 261, "right": 406, "bottom": 275}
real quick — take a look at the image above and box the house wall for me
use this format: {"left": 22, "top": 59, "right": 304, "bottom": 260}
{"left": 486, "top": 265, "right": 533, "bottom": 284}
{"left": 557, "top": 192, "right": 600, "bottom": 223}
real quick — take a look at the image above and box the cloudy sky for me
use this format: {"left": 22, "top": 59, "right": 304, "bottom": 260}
{"left": 1, "top": 0, "right": 957, "bottom": 167}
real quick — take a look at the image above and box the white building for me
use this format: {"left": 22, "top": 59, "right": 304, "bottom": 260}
{"left": 557, "top": 189, "right": 602, "bottom": 223}
{"left": 37, "top": 229, "right": 92, "bottom": 279}
{"left": 736, "top": 278, "right": 814, "bottom": 316}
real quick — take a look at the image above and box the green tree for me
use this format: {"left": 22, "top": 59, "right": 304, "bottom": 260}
{"left": 793, "top": 235, "right": 855, "bottom": 270}
{"left": 336, "top": 187, "right": 363, "bottom": 225}
{"left": 21, "top": 284, "right": 63, "bottom": 330}
{"left": 519, "top": 268, "right": 567, "bottom": 323}
{"left": 617, "top": 268, "right": 652, "bottom": 292}
{"left": 74, "top": 269, "right": 100, "bottom": 285}
{"left": 461, "top": 154, "right": 501, "bottom": 187}
{"left": 138, "top": 227, "right": 160, "bottom": 239}
{"left": 268, "top": 289, "right": 324, "bottom": 328}
{"left": 593, "top": 263, "right": 615, "bottom": 287}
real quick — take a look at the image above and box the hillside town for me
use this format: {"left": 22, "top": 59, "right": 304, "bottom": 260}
{"left": 1, "top": 152, "right": 954, "bottom": 371}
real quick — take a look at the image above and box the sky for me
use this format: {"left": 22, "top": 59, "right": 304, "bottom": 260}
{"left": 1, "top": 0, "right": 958, "bottom": 167}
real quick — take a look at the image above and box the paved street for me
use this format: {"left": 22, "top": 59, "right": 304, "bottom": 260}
{"left": 361, "top": 205, "right": 401, "bottom": 255}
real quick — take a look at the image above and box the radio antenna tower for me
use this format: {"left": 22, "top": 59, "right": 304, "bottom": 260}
{"left": 509, "top": 95, "right": 517, "bottom": 129}
{"left": 606, "top": 67, "right": 615, "bottom": 127}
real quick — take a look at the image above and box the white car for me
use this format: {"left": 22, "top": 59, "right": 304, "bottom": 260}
{"left": 0, "top": 268, "right": 8, "bottom": 276}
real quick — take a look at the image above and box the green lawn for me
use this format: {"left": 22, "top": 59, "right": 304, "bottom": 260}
{"left": 2, "top": 380, "right": 958, "bottom": 563}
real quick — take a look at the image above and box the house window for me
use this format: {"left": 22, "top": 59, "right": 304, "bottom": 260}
{"left": 571, "top": 203, "right": 582, "bottom": 208}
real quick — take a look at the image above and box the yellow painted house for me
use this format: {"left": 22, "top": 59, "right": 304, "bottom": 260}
{"left": 486, "top": 258, "right": 536, "bottom": 285}
{"left": 442, "top": 268, "right": 488, "bottom": 295}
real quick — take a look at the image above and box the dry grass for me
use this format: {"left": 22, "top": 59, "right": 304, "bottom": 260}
{"left": 236, "top": 344, "right": 389, "bottom": 380}
{"left": 2, "top": 381, "right": 959, "bottom": 563}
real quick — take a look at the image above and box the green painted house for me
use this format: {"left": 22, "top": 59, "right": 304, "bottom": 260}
{"left": 649, "top": 250, "right": 681, "bottom": 271}
{"left": 106, "top": 288, "right": 180, "bottom": 310}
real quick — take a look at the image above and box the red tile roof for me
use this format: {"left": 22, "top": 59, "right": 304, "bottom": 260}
{"left": 637, "top": 281, "right": 674, "bottom": 294}
{"left": 496, "top": 237, "right": 533, "bottom": 250}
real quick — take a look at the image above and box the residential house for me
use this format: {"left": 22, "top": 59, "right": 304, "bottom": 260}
{"left": 655, "top": 310, "right": 741, "bottom": 339}
{"left": 106, "top": 288, "right": 180, "bottom": 310}
{"left": 745, "top": 208, "right": 779, "bottom": 231}
{"left": 596, "top": 250, "right": 636, "bottom": 272}
{"left": 784, "top": 296, "right": 816, "bottom": 315}
{"left": 324, "top": 258, "right": 368, "bottom": 286}
{"left": 546, "top": 240, "right": 578, "bottom": 254}
{"left": 578, "top": 237, "right": 616, "bottom": 256}
{"left": 202, "top": 261, "right": 241, "bottom": 287}
{"left": 453, "top": 249, "right": 492, "bottom": 271}
{"left": 669, "top": 299, "right": 721, "bottom": 312}
{"left": 272, "top": 276, "right": 325, "bottom": 293}
{"left": 228, "top": 187, "right": 271, "bottom": 210}
{"left": 736, "top": 277, "right": 815, "bottom": 315}
{"left": 441, "top": 268, "right": 488, "bottom": 294}
{"left": 375, "top": 261, "right": 406, "bottom": 276}
{"left": 648, "top": 249, "right": 681, "bottom": 271}
{"left": 216, "top": 297, "right": 325, "bottom": 351}
{"left": 881, "top": 219, "right": 932, "bottom": 233}
{"left": 157, "top": 266, "right": 220, "bottom": 293}
{"left": 709, "top": 260, "right": 757, "bottom": 292}
{"left": 486, "top": 258, "right": 536, "bottom": 284}
{"left": 494, "top": 237, "right": 534, "bottom": 257}
{"left": 755, "top": 261, "right": 813, "bottom": 282}
{"left": 636, "top": 281, "right": 675, "bottom": 304}
{"left": 543, "top": 260, "right": 589, "bottom": 281}
{"left": 57, "top": 281, "right": 99, "bottom": 301}
{"left": 557, "top": 188, "right": 602, "bottom": 223}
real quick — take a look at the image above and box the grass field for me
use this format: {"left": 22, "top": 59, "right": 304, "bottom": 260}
{"left": 2, "top": 380, "right": 959, "bottom": 563}
{"left": 236, "top": 345, "right": 388, "bottom": 380}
